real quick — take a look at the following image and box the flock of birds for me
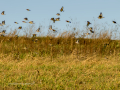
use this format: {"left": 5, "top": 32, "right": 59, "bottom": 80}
{"left": 0, "top": 6, "right": 118, "bottom": 38}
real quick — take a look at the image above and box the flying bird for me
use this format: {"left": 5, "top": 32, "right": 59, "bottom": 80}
{"left": 0, "top": 23, "right": 3, "bottom": 26}
{"left": 89, "top": 27, "right": 94, "bottom": 33}
{"left": 14, "top": 22, "right": 18, "bottom": 24}
{"left": 66, "top": 20, "right": 71, "bottom": 23}
{"left": 24, "top": 18, "right": 28, "bottom": 20}
{"left": 2, "top": 30, "right": 6, "bottom": 34}
{"left": 50, "top": 18, "right": 56, "bottom": 23}
{"left": 1, "top": 11, "right": 5, "bottom": 15}
{"left": 29, "top": 21, "right": 34, "bottom": 24}
{"left": 56, "top": 13, "right": 60, "bottom": 16}
{"left": 36, "top": 27, "right": 40, "bottom": 32}
{"left": 90, "top": 30, "right": 94, "bottom": 33}
{"left": 112, "top": 21, "right": 116, "bottom": 24}
{"left": 2, "top": 20, "right": 5, "bottom": 25}
{"left": 22, "top": 21, "right": 27, "bottom": 23}
{"left": 18, "top": 26, "right": 22, "bottom": 29}
{"left": 56, "top": 17, "right": 60, "bottom": 21}
{"left": 60, "top": 6, "right": 64, "bottom": 12}
{"left": 85, "top": 33, "right": 90, "bottom": 35}
{"left": 26, "top": 9, "right": 31, "bottom": 11}
{"left": 98, "top": 12, "right": 105, "bottom": 19}
{"left": 49, "top": 25, "right": 57, "bottom": 32}
{"left": 87, "top": 21, "right": 91, "bottom": 26}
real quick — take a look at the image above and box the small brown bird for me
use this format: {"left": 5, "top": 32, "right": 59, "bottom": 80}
{"left": 2, "top": 20, "right": 5, "bottom": 25}
{"left": 50, "top": 18, "right": 56, "bottom": 23}
{"left": 87, "top": 21, "right": 91, "bottom": 26}
{"left": 89, "top": 27, "right": 93, "bottom": 31}
{"left": 2, "top": 30, "right": 6, "bottom": 34}
{"left": 24, "top": 18, "right": 28, "bottom": 20}
{"left": 98, "top": 12, "right": 104, "bottom": 19}
{"left": 56, "top": 17, "right": 60, "bottom": 21}
{"left": 75, "top": 39, "right": 79, "bottom": 44}
{"left": 18, "top": 26, "right": 22, "bottom": 29}
{"left": 49, "top": 25, "right": 57, "bottom": 32}
{"left": 66, "top": 20, "right": 71, "bottom": 23}
{"left": 85, "top": 33, "right": 90, "bottom": 35}
{"left": 22, "top": 21, "right": 27, "bottom": 23}
{"left": 112, "top": 21, "right": 116, "bottom": 24}
{"left": 26, "top": 9, "right": 31, "bottom": 11}
{"left": 36, "top": 27, "right": 40, "bottom": 32}
{"left": 60, "top": 6, "right": 64, "bottom": 12}
{"left": 90, "top": 30, "right": 94, "bottom": 33}
{"left": 56, "top": 13, "right": 60, "bottom": 16}
{"left": 29, "top": 21, "right": 34, "bottom": 24}
{"left": 1, "top": 11, "right": 5, "bottom": 15}
{"left": 33, "top": 34, "right": 36, "bottom": 38}
{"left": 0, "top": 23, "right": 3, "bottom": 26}
{"left": 14, "top": 22, "right": 18, "bottom": 24}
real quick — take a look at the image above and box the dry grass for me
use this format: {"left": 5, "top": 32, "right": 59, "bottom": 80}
{"left": 0, "top": 26, "right": 120, "bottom": 89}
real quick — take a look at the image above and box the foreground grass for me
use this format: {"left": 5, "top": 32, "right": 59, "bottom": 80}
{"left": 0, "top": 54, "right": 120, "bottom": 90}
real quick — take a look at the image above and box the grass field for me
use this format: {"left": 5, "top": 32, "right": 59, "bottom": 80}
{"left": 0, "top": 28, "right": 120, "bottom": 90}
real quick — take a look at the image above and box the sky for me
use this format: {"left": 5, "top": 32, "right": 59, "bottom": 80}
{"left": 1, "top": 0, "right": 120, "bottom": 39}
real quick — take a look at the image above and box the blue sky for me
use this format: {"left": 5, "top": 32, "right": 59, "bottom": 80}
{"left": 1, "top": 0, "right": 120, "bottom": 39}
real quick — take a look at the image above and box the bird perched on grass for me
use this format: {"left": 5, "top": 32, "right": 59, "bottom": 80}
{"left": 112, "top": 21, "right": 116, "bottom": 24}
{"left": 36, "top": 27, "right": 40, "bottom": 32}
{"left": 56, "top": 13, "right": 60, "bottom": 16}
{"left": 1, "top": 11, "right": 5, "bottom": 15}
{"left": 26, "top": 9, "right": 31, "bottom": 11}
{"left": 18, "top": 26, "right": 22, "bottom": 29}
{"left": 50, "top": 18, "right": 56, "bottom": 23}
{"left": 2, "top": 20, "right": 5, "bottom": 25}
{"left": 29, "top": 21, "right": 34, "bottom": 24}
{"left": 24, "top": 18, "right": 28, "bottom": 20}
{"left": 87, "top": 21, "right": 91, "bottom": 26}
{"left": 22, "top": 21, "right": 27, "bottom": 23}
{"left": 98, "top": 12, "right": 104, "bottom": 19}
{"left": 75, "top": 39, "right": 79, "bottom": 44}
{"left": 66, "top": 20, "right": 71, "bottom": 23}
{"left": 60, "top": 6, "right": 64, "bottom": 12}
{"left": 33, "top": 34, "right": 36, "bottom": 38}
{"left": 56, "top": 17, "right": 60, "bottom": 21}
{"left": 14, "top": 22, "right": 18, "bottom": 24}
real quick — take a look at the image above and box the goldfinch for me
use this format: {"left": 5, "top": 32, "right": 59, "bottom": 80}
{"left": 86, "top": 33, "right": 90, "bottom": 35}
{"left": 18, "top": 26, "right": 22, "bottom": 29}
{"left": 56, "top": 17, "right": 60, "bottom": 21}
{"left": 89, "top": 27, "right": 93, "bottom": 31}
{"left": 1, "top": 11, "right": 5, "bottom": 15}
{"left": 2, "top": 30, "right": 6, "bottom": 34}
{"left": 24, "top": 18, "right": 28, "bottom": 20}
{"left": 112, "top": 21, "right": 116, "bottom": 24}
{"left": 60, "top": 6, "right": 64, "bottom": 12}
{"left": 14, "top": 22, "right": 18, "bottom": 24}
{"left": 36, "top": 27, "right": 40, "bottom": 32}
{"left": 87, "top": 21, "right": 91, "bottom": 26}
{"left": 0, "top": 23, "right": 3, "bottom": 26}
{"left": 56, "top": 13, "right": 60, "bottom": 16}
{"left": 50, "top": 18, "right": 56, "bottom": 23}
{"left": 2, "top": 20, "right": 5, "bottom": 25}
{"left": 98, "top": 12, "right": 104, "bottom": 19}
{"left": 90, "top": 30, "right": 94, "bottom": 33}
{"left": 29, "top": 21, "right": 34, "bottom": 24}
{"left": 22, "top": 21, "right": 27, "bottom": 23}
{"left": 49, "top": 25, "right": 57, "bottom": 32}
{"left": 26, "top": 9, "right": 31, "bottom": 11}
{"left": 66, "top": 20, "right": 71, "bottom": 23}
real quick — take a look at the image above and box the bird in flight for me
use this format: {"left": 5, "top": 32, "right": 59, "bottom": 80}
{"left": 26, "top": 9, "right": 31, "bottom": 11}
{"left": 24, "top": 18, "right": 28, "bottom": 20}
{"left": 50, "top": 18, "right": 56, "bottom": 23}
{"left": 2, "top": 20, "right": 5, "bottom": 25}
{"left": 66, "top": 20, "right": 71, "bottom": 23}
{"left": 22, "top": 21, "right": 27, "bottom": 23}
{"left": 60, "top": 6, "right": 64, "bottom": 12}
{"left": 14, "top": 22, "right": 18, "bottom": 24}
{"left": 56, "top": 18, "right": 60, "bottom": 21}
{"left": 112, "top": 21, "right": 116, "bottom": 24}
{"left": 29, "top": 21, "right": 34, "bottom": 24}
{"left": 18, "top": 26, "right": 22, "bottom": 29}
{"left": 36, "top": 27, "right": 40, "bottom": 32}
{"left": 87, "top": 21, "right": 91, "bottom": 26}
{"left": 98, "top": 12, "right": 105, "bottom": 19}
{"left": 49, "top": 25, "right": 57, "bottom": 32}
{"left": 1, "top": 11, "right": 5, "bottom": 15}
{"left": 56, "top": 13, "right": 60, "bottom": 16}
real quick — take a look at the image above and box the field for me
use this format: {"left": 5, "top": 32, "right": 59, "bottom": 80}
{"left": 0, "top": 28, "right": 120, "bottom": 90}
